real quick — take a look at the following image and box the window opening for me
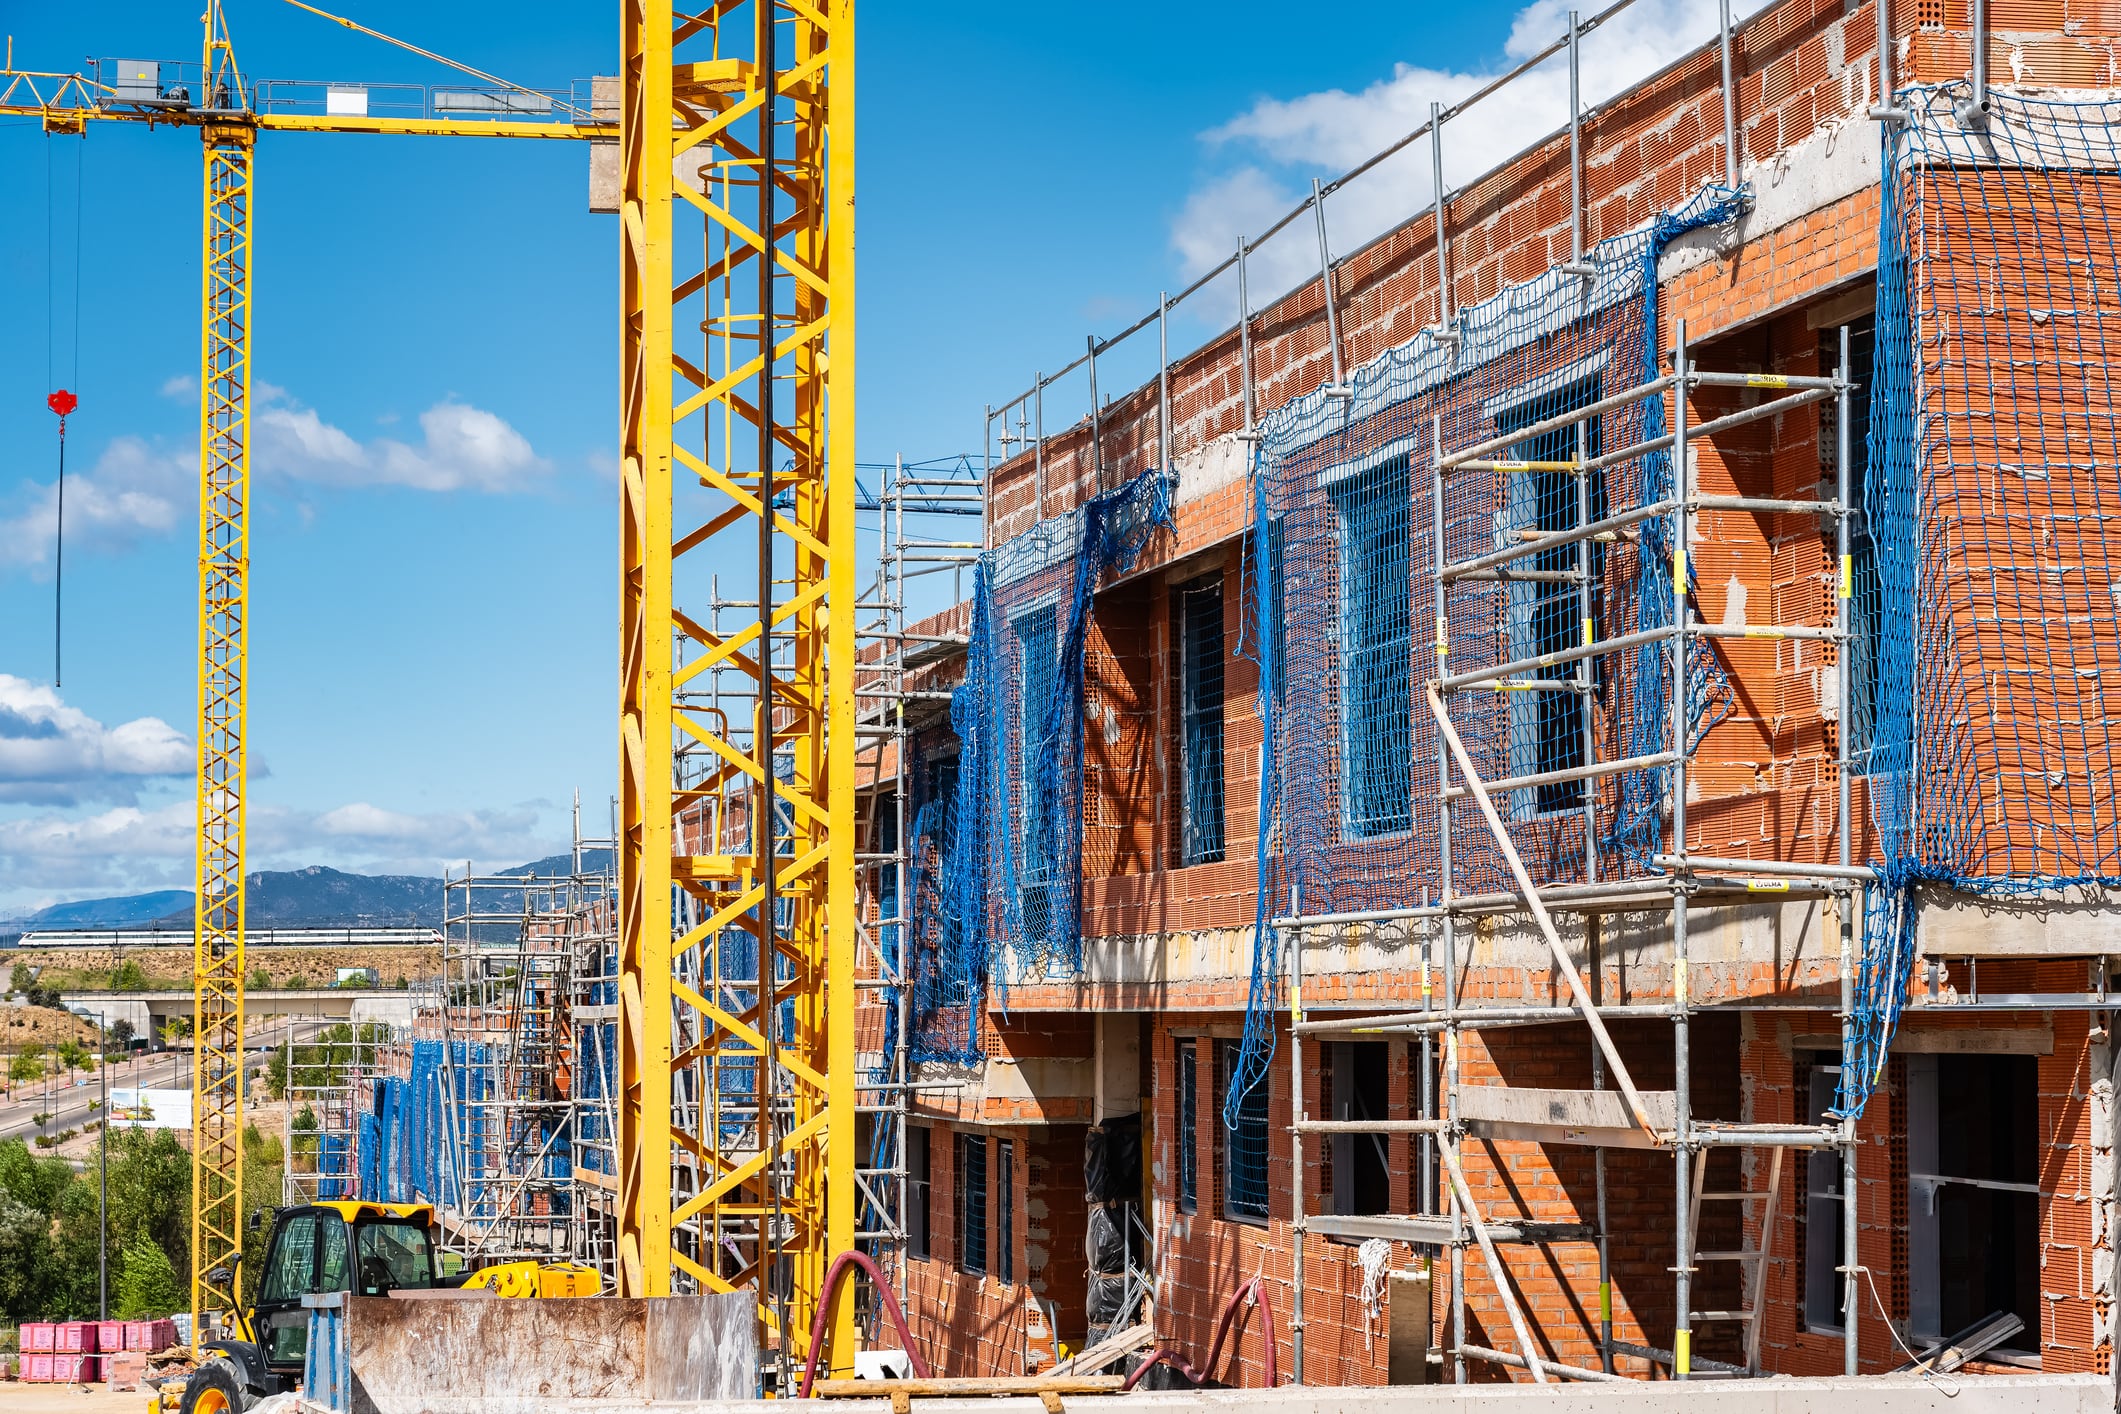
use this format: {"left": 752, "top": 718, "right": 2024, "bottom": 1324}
{"left": 1328, "top": 1041, "right": 1391, "bottom": 1217}
{"left": 1178, "top": 576, "right": 1227, "bottom": 866}
{"left": 258, "top": 1211, "right": 321, "bottom": 1305}
{"left": 1802, "top": 1054, "right": 1846, "bottom": 1333}
{"left": 1332, "top": 455, "right": 1413, "bottom": 839}
{"left": 1907, "top": 1053, "right": 2040, "bottom": 1351}
{"left": 1218, "top": 1037, "right": 1270, "bottom": 1223}
{"left": 958, "top": 1132, "right": 989, "bottom": 1274}
{"left": 995, "top": 1139, "right": 1016, "bottom": 1284}
{"left": 907, "top": 1126, "right": 931, "bottom": 1260}
{"left": 1177, "top": 1040, "right": 1197, "bottom": 1213}
{"left": 1016, "top": 608, "right": 1059, "bottom": 946}
{"left": 354, "top": 1221, "right": 432, "bottom": 1296}
{"left": 1494, "top": 378, "right": 1603, "bottom": 813}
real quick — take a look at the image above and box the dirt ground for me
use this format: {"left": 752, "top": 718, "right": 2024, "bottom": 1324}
{"left": 1, "top": 1004, "right": 102, "bottom": 1047}
{"left": 0, "top": 1382, "right": 157, "bottom": 1414}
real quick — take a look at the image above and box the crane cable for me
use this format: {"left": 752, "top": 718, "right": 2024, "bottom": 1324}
{"left": 45, "top": 129, "right": 82, "bottom": 687}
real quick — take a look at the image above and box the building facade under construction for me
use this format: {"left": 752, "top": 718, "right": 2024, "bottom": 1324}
{"left": 850, "top": 0, "right": 2121, "bottom": 1392}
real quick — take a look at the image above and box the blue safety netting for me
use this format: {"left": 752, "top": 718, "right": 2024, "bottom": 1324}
{"left": 1231, "top": 185, "right": 1750, "bottom": 1124}
{"left": 910, "top": 721, "right": 982, "bottom": 1063}
{"left": 914, "top": 471, "right": 1174, "bottom": 1059}
{"left": 315, "top": 1133, "right": 349, "bottom": 1200}
{"left": 1840, "top": 85, "right": 2121, "bottom": 1116}
{"left": 355, "top": 1041, "right": 501, "bottom": 1208}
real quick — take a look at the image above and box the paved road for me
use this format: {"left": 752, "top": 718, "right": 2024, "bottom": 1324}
{"left": 0, "top": 1050, "right": 189, "bottom": 1144}
{"left": 0, "top": 1021, "right": 334, "bottom": 1145}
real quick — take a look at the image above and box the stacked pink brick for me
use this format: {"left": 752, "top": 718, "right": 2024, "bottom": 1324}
{"left": 14, "top": 1318, "right": 170, "bottom": 1381}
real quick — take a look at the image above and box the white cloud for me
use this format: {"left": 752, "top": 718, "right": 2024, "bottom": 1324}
{"left": 0, "top": 436, "right": 192, "bottom": 572}
{"left": 160, "top": 374, "right": 195, "bottom": 398}
{"left": 0, "top": 802, "right": 195, "bottom": 899}
{"left": 250, "top": 800, "right": 554, "bottom": 875}
{"left": 255, "top": 386, "right": 548, "bottom": 493}
{"left": 0, "top": 389, "right": 547, "bottom": 577}
{"left": 1173, "top": 0, "right": 1791, "bottom": 302}
{"left": 0, "top": 677, "right": 189, "bottom": 806}
{"left": 0, "top": 795, "right": 558, "bottom": 901}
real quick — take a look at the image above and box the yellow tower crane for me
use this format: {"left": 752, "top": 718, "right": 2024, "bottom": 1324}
{"left": 618, "top": 0, "right": 857, "bottom": 1379}
{"left": 1, "top": 2, "right": 600, "bottom": 1344}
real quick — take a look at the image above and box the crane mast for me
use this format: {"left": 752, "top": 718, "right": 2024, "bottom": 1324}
{"left": 618, "top": 0, "right": 857, "bottom": 1374}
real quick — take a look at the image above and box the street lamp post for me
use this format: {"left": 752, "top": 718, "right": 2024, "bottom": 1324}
{"left": 97, "top": 1010, "right": 108, "bottom": 1321}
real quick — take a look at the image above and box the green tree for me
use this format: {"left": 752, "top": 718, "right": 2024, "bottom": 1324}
{"left": 103, "top": 1129, "right": 192, "bottom": 1286}
{"left": 108, "top": 1018, "right": 136, "bottom": 1050}
{"left": 247, "top": 969, "right": 272, "bottom": 990}
{"left": 110, "top": 959, "right": 149, "bottom": 992}
{"left": 8, "top": 1053, "right": 41, "bottom": 1083}
{"left": 114, "top": 1232, "right": 182, "bottom": 1319}
{"left": 1, "top": 1138, "right": 97, "bottom": 1317}
{"left": 8, "top": 962, "right": 33, "bottom": 994}
{"left": 0, "top": 1194, "right": 55, "bottom": 1324}
{"left": 55, "top": 1040, "right": 90, "bottom": 1072}
{"left": 0, "top": 1137, "right": 75, "bottom": 1213}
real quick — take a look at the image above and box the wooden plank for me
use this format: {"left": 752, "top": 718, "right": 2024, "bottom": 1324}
{"left": 1457, "top": 1083, "right": 1677, "bottom": 1133}
{"left": 1045, "top": 1322, "right": 1153, "bottom": 1377}
{"left": 811, "top": 1376, "right": 1125, "bottom": 1399}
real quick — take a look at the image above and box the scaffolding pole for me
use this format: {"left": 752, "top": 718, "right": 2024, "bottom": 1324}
{"left": 1280, "top": 343, "right": 1862, "bottom": 1384}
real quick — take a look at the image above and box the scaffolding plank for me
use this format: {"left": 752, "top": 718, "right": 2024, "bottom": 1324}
{"left": 1459, "top": 1085, "right": 1671, "bottom": 1136}
{"left": 1304, "top": 1213, "right": 1595, "bottom": 1246}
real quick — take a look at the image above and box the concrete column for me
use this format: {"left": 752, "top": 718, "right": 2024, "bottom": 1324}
{"left": 1094, "top": 1012, "right": 1140, "bottom": 1123}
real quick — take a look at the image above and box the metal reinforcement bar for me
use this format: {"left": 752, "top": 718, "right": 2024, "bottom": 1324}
{"left": 1655, "top": 852, "right": 1873, "bottom": 881}
{"left": 1462, "top": 1344, "right": 1626, "bottom": 1383}
{"left": 1441, "top": 749, "right": 1681, "bottom": 801}
{"left": 1291, "top": 1118, "right": 1449, "bottom": 1134}
{"left": 1439, "top": 375, "right": 1680, "bottom": 470}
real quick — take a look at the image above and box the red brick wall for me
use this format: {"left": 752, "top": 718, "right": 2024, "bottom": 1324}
{"left": 915, "top": 1012, "right": 1095, "bottom": 1126}
{"left": 881, "top": 0, "right": 2121, "bottom": 1387}
{"left": 901, "top": 1121, "right": 1093, "bottom": 1376}
{"left": 982, "top": 1, "right": 1909, "bottom": 548}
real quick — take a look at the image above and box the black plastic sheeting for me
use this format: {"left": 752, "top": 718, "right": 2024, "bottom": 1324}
{"left": 1084, "top": 1202, "right": 1146, "bottom": 1275}
{"left": 1083, "top": 1113, "right": 1141, "bottom": 1204}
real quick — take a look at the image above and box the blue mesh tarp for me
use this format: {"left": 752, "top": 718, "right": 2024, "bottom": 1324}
{"left": 575, "top": 956, "right": 619, "bottom": 1177}
{"left": 912, "top": 471, "right": 1174, "bottom": 1061}
{"left": 1231, "top": 185, "right": 1750, "bottom": 1122}
{"left": 1845, "top": 84, "right": 2121, "bottom": 1115}
{"left": 316, "top": 1133, "right": 349, "bottom": 1200}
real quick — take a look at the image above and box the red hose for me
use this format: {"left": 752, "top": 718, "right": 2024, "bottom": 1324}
{"left": 1119, "top": 1275, "right": 1279, "bottom": 1391}
{"left": 793, "top": 1250, "right": 933, "bottom": 1399}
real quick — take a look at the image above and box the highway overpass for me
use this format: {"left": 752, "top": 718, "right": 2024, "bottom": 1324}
{"left": 61, "top": 987, "right": 419, "bottom": 1035}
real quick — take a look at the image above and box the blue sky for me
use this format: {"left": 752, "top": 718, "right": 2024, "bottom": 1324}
{"left": 0, "top": 1, "right": 1751, "bottom": 913}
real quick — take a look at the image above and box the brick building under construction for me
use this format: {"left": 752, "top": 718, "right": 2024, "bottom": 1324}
{"left": 848, "top": 0, "right": 2121, "bottom": 1391}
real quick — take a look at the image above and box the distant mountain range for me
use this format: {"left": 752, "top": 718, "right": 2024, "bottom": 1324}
{"left": 1, "top": 850, "right": 614, "bottom": 943}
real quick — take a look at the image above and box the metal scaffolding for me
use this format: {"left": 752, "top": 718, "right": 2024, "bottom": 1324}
{"left": 1285, "top": 325, "right": 1863, "bottom": 1383}
{"left": 281, "top": 1014, "right": 390, "bottom": 1206}
{"left": 849, "top": 456, "right": 984, "bottom": 1321}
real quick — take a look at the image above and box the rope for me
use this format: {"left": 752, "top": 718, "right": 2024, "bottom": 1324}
{"left": 44, "top": 131, "right": 83, "bottom": 688}
{"left": 1356, "top": 1237, "right": 1393, "bottom": 1353}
